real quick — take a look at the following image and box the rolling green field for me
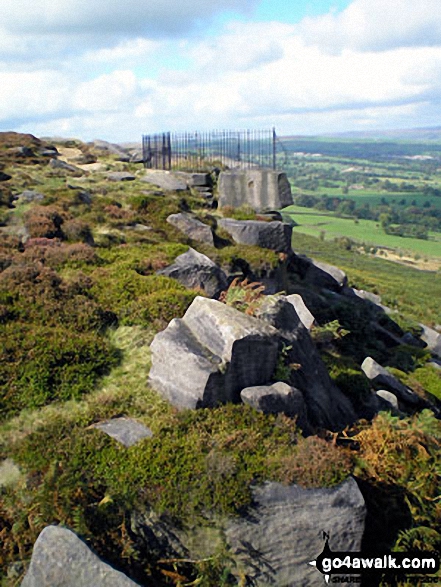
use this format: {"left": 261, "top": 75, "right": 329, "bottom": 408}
{"left": 283, "top": 205, "right": 441, "bottom": 257}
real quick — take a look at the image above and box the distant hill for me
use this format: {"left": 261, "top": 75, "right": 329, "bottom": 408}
{"left": 312, "top": 126, "right": 441, "bottom": 142}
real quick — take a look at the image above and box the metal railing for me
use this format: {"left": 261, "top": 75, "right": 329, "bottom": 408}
{"left": 142, "top": 128, "right": 279, "bottom": 171}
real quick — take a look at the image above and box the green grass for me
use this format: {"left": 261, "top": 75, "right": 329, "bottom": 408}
{"left": 285, "top": 230, "right": 441, "bottom": 326}
{"left": 283, "top": 205, "right": 441, "bottom": 257}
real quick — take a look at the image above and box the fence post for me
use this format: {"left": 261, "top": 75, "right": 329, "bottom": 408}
{"left": 272, "top": 127, "right": 276, "bottom": 170}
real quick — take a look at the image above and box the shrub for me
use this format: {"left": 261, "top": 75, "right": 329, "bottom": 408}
{"left": 354, "top": 411, "right": 441, "bottom": 553}
{"left": 0, "top": 324, "right": 120, "bottom": 419}
{"left": 24, "top": 205, "right": 65, "bottom": 238}
{"left": 62, "top": 218, "right": 94, "bottom": 244}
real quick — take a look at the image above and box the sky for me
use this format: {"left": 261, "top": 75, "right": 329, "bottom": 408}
{"left": 1, "top": 0, "right": 441, "bottom": 142}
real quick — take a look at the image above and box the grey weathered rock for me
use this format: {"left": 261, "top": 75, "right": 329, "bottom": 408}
{"left": 106, "top": 172, "right": 136, "bottom": 182}
{"left": 174, "top": 172, "right": 212, "bottom": 188}
{"left": 376, "top": 389, "right": 399, "bottom": 410}
{"left": 14, "top": 190, "right": 45, "bottom": 203}
{"left": 21, "top": 526, "right": 140, "bottom": 587}
{"left": 218, "top": 218, "right": 292, "bottom": 252}
{"left": 285, "top": 293, "right": 315, "bottom": 330}
{"left": 401, "top": 331, "right": 426, "bottom": 348}
{"left": 91, "top": 418, "right": 153, "bottom": 447}
{"left": 255, "top": 296, "right": 357, "bottom": 430}
{"left": 157, "top": 248, "right": 227, "bottom": 298}
{"left": 361, "top": 357, "right": 420, "bottom": 405}
{"left": 303, "top": 258, "right": 347, "bottom": 291}
{"left": 166, "top": 212, "right": 214, "bottom": 246}
{"left": 225, "top": 477, "right": 366, "bottom": 587}
{"left": 149, "top": 297, "right": 280, "bottom": 409}
{"left": 218, "top": 169, "right": 293, "bottom": 212}
{"left": 142, "top": 170, "right": 188, "bottom": 192}
{"left": 240, "top": 382, "right": 309, "bottom": 427}
{"left": 419, "top": 324, "right": 441, "bottom": 358}
{"left": 48, "top": 158, "right": 83, "bottom": 174}
{"left": 91, "top": 140, "right": 130, "bottom": 161}
{"left": 37, "top": 147, "right": 59, "bottom": 157}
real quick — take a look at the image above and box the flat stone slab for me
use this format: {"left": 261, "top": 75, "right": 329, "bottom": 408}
{"left": 21, "top": 526, "right": 140, "bottom": 587}
{"left": 91, "top": 418, "right": 153, "bottom": 447}
{"left": 142, "top": 170, "right": 188, "bottom": 191}
{"left": 106, "top": 172, "right": 136, "bottom": 182}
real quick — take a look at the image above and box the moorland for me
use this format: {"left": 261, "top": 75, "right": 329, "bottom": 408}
{"left": 0, "top": 131, "right": 440, "bottom": 586}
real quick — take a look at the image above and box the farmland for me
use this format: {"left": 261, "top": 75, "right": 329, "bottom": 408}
{"left": 277, "top": 135, "right": 441, "bottom": 260}
{"left": 283, "top": 205, "right": 441, "bottom": 259}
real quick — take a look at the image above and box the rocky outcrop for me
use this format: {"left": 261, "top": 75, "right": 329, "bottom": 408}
{"left": 218, "top": 218, "right": 292, "bottom": 252}
{"left": 21, "top": 526, "right": 140, "bottom": 587}
{"left": 149, "top": 297, "right": 280, "bottom": 409}
{"left": 166, "top": 212, "right": 214, "bottom": 246}
{"left": 218, "top": 169, "right": 293, "bottom": 211}
{"left": 361, "top": 357, "right": 420, "bottom": 406}
{"left": 150, "top": 294, "right": 357, "bottom": 430}
{"left": 157, "top": 248, "right": 227, "bottom": 298}
{"left": 225, "top": 477, "right": 366, "bottom": 587}
{"left": 255, "top": 295, "right": 357, "bottom": 430}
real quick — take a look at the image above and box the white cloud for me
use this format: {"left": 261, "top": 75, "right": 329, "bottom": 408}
{"left": 3, "top": 0, "right": 441, "bottom": 140}
{"left": 72, "top": 70, "right": 139, "bottom": 112}
{"left": 298, "top": 0, "right": 441, "bottom": 53}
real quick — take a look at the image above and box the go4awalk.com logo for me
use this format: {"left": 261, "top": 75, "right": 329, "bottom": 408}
{"left": 308, "top": 533, "right": 440, "bottom": 584}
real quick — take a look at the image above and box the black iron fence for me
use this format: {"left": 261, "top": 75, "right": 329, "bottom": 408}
{"left": 142, "top": 129, "right": 280, "bottom": 171}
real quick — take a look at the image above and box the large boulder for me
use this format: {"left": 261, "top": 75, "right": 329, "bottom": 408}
{"left": 48, "top": 158, "right": 83, "bottom": 175}
{"left": 21, "top": 526, "right": 140, "bottom": 587}
{"left": 218, "top": 218, "right": 292, "bottom": 252}
{"left": 225, "top": 477, "right": 366, "bottom": 587}
{"left": 157, "top": 248, "right": 227, "bottom": 298}
{"left": 255, "top": 296, "right": 357, "bottom": 430}
{"left": 240, "top": 382, "right": 309, "bottom": 429}
{"left": 361, "top": 357, "right": 420, "bottom": 406}
{"left": 149, "top": 297, "right": 280, "bottom": 409}
{"left": 166, "top": 212, "right": 214, "bottom": 246}
{"left": 218, "top": 169, "right": 293, "bottom": 212}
